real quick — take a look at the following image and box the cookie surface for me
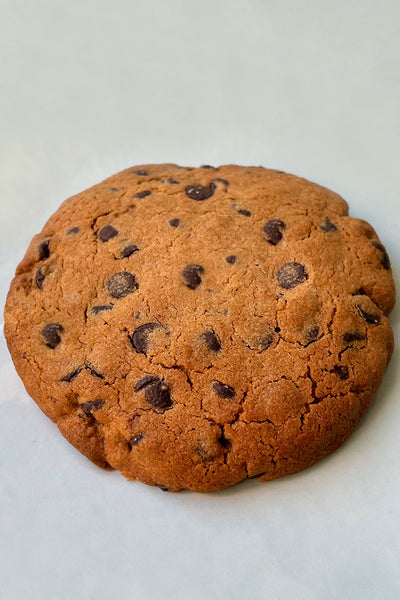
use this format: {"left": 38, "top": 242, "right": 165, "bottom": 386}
{"left": 4, "top": 164, "right": 395, "bottom": 492}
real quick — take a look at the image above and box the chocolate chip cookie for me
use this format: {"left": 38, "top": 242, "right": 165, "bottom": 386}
{"left": 4, "top": 164, "right": 395, "bottom": 492}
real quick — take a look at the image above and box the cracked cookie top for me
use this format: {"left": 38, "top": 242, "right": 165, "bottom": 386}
{"left": 4, "top": 164, "right": 395, "bottom": 492}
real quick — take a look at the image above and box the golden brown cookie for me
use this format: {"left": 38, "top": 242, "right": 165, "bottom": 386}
{"left": 4, "top": 164, "right": 395, "bottom": 492}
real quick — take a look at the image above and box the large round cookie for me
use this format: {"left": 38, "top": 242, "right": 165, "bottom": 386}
{"left": 4, "top": 164, "right": 395, "bottom": 492}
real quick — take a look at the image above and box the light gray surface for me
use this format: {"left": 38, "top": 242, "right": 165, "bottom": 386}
{"left": 1, "top": 1, "right": 399, "bottom": 598}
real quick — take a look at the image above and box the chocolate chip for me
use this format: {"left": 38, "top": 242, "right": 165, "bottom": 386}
{"left": 35, "top": 267, "right": 46, "bottom": 289}
{"left": 67, "top": 227, "right": 80, "bottom": 235}
{"left": 132, "top": 169, "right": 148, "bottom": 176}
{"left": 214, "top": 178, "right": 229, "bottom": 186}
{"left": 106, "top": 272, "right": 138, "bottom": 298}
{"left": 356, "top": 305, "right": 381, "bottom": 325}
{"left": 134, "top": 375, "right": 160, "bottom": 392}
{"left": 38, "top": 240, "right": 50, "bottom": 261}
{"left": 343, "top": 331, "right": 365, "bottom": 343}
{"left": 135, "top": 190, "right": 151, "bottom": 199}
{"left": 238, "top": 208, "right": 252, "bottom": 217}
{"left": 264, "top": 219, "right": 286, "bottom": 245}
{"left": 144, "top": 379, "right": 172, "bottom": 411}
{"left": 169, "top": 218, "right": 180, "bottom": 228}
{"left": 182, "top": 264, "right": 204, "bottom": 289}
{"left": 162, "top": 178, "right": 179, "bottom": 184}
{"left": 130, "top": 323, "right": 159, "bottom": 354}
{"left": 276, "top": 262, "right": 308, "bottom": 289}
{"left": 157, "top": 484, "right": 169, "bottom": 492}
{"left": 129, "top": 434, "right": 143, "bottom": 447}
{"left": 201, "top": 330, "right": 221, "bottom": 352}
{"left": 195, "top": 440, "right": 211, "bottom": 461}
{"left": 185, "top": 184, "right": 215, "bottom": 201}
{"left": 60, "top": 366, "right": 83, "bottom": 382}
{"left": 372, "top": 241, "right": 390, "bottom": 270}
{"left": 81, "top": 399, "right": 105, "bottom": 415}
{"left": 333, "top": 365, "right": 349, "bottom": 380}
{"left": 226, "top": 255, "right": 237, "bottom": 264}
{"left": 320, "top": 219, "right": 337, "bottom": 232}
{"left": 98, "top": 225, "right": 119, "bottom": 242}
{"left": 91, "top": 304, "right": 114, "bottom": 314}
{"left": 307, "top": 326, "right": 320, "bottom": 342}
{"left": 201, "top": 164, "right": 215, "bottom": 169}
{"left": 213, "top": 381, "right": 236, "bottom": 399}
{"left": 257, "top": 333, "right": 274, "bottom": 351}
{"left": 248, "top": 471, "right": 267, "bottom": 479}
{"left": 121, "top": 244, "right": 139, "bottom": 258}
{"left": 42, "top": 323, "right": 64, "bottom": 349}
{"left": 86, "top": 364, "right": 104, "bottom": 379}
{"left": 109, "top": 187, "right": 119, "bottom": 192}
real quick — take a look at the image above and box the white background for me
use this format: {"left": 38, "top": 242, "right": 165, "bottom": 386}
{"left": 1, "top": 1, "right": 399, "bottom": 598}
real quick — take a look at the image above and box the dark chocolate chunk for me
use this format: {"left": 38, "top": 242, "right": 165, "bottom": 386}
{"left": 134, "top": 375, "right": 160, "bottom": 392}
{"left": 201, "top": 164, "right": 215, "bottom": 169}
{"left": 67, "top": 227, "right": 80, "bottom": 235}
{"left": 307, "top": 326, "right": 320, "bottom": 342}
{"left": 130, "top": 323, "right": 159, "bottom": 355}
{"left": 333, "top": 365, "right": 349, "bottom": 380}
{"left": 372, "top": 241, "right": 390, "bottom": 270}
{"left": 320, "top": 219, "right": 337, "bottom": 232}
{"left": 169, "top": 218, "right": 180, "bottom": 228}
{"left": 106, "top": 272, "right": 138, "bottom": 298}
{"left": 276, "top": 262, "right": 308, "bottom": 289}
{"left": 238, "top": 208, "right": 252, "bottom": 217}
{"left": 258, "top": 333, "right": 274, "bottom": 351}
{"left": 129, "top": 434, "right": 144, "bottom": 447}
{"left": 91, "top": 304, "right": 114, "bottom": 314}
{"left": 201, "top": 330, "right": 221, "bottom": 352}
{"left": 35, "top": 267, "right": 46, "bottom": 289}
{"left": 157, "top": 484, "right": 169, "bottom": 492}
{"left": 86, "top": 364, "right": 104, "bottom": 379}
{"left": 132, "top": 169, "right": 148, "bottom": 176}
{"left": 135, "top": 190, "right": 151, "bottom": 199}
{"left": 182, "top": 264, "right": 204, "bottom": 289}
{"left": 145, "top": 381, "right": 172, "bottom": 410}
{"left": 356, "top": 305, "right": 381, "bottom": 325}
{"left": 60, "top": 366, "right": 83, "bottom": 382}
{"left": 134, "top": 376, "right": 172, "bottom": 409}
{"left": 42, "top": 323, "right": 64, "bottom": 349}
{"left": 185, "top": 184, "right": 215, "bottom": 201}
{"left": 343, "top": 331, "right": 365, "bottom": 343}
{"left": 38, "top": 240, "right": 50, "bottom": 261}
{"left": 98, "top": 225, "right": 119, "bottom": 242}
{"left": 214, "top": 178, "right": 229, "bottom": 186}
{"left": 248, "top": 471, "right": 267, "bottom": 480}
{"left": 264, "top": 219, "right": 286, "bottom": 245}
{"left": 81, "top": 399, "right": 105, "bottom": 415}
{"left": 213, "top": 381, "right": 236, "bottom": 399}
{"left": 195, "top": 440, "right": 212, "bottom": 461}
{"left": 121, "top": 244, "right": 139, "bottom": 258}
{"left": 225, "top": 255, "right": 237, "bottom": 264}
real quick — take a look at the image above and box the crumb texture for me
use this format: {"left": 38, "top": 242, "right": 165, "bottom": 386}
{"left": 4, "top": 164, "right": 395, "bottom": 492}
